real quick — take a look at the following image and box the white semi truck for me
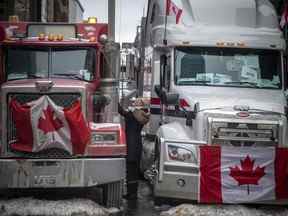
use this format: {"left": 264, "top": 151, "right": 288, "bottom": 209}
{"left": 143, "top": 0, "right": 288, "bottom": 203}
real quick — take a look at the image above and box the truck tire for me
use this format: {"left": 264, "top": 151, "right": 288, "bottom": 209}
{"left": 102, "top": 181, "right": 123, "bottom": 208}
{"left": 153, "top": 138, "right": 164, "bottom": 206}
{"left": 153, "top": 196, "right": 166, "bottom": 206}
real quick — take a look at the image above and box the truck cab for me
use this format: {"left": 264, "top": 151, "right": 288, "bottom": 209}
{"left": 0, "top": 20, "right": 126, "bottom": 207}
{"left": 144, "top": 0, "right": 287, "bottom": 202}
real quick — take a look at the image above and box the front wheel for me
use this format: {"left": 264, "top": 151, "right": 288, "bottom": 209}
{"left": 102, "top": 181, "right": 123, "bottom": 208}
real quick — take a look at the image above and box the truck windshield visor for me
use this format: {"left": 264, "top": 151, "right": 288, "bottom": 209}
{"left": 175, "top": 47, "right": 282, "bottom": 89}
{"left": 6, "top": 47, "right": 96, "bottom": 82}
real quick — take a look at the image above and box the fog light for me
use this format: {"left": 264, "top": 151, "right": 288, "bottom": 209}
{"left": 177, "top": 179, "right": 185, "bottom": 187}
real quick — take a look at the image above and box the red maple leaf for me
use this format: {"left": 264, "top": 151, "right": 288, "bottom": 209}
{"left": 38, "top": 105, "right": 64, "bottom": 134}
{"left": 229, "top": 155, "right": 265, "bottom": 195}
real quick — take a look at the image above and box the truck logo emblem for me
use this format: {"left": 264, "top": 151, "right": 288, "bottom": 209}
{"left": 237, "top": 112, "right": 250, "bottom": 118}
{"left": 35, "top": 80, "right": 54, "bottom": 92}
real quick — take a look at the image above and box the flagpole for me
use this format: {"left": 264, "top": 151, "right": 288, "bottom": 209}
{"left": 163, "top": 0, "right": 168, "bottom": 45}
{"left": 285, "top": 24, "right": 287, "bottom": 50}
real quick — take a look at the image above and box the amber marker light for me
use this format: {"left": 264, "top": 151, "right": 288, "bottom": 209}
{"left": 9, "top": 15, "right": 19, "bottom": 23}
{"left": 48, "top": 33, "right": 55, "bottom": 41}
{"left": 216, "top": 42, "right": 225, "bottom": 47}
{"left": 237, "top": 42, "right": 246, "bottom": 47}
{"left": 88, "top": 17, "right": 97, "bottom": 24}
{"left": 38, "top": 33, "right": 45, "bottom": 41}
{"left": 55, "top": 34, "right": 64, "bottom": 41}
{"left": 89, "top": 36, "right": 97, "bottom": 42}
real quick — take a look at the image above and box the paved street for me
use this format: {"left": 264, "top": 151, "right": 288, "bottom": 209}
{"left": 1, "top": 181, "right": 288, "bottom": 216}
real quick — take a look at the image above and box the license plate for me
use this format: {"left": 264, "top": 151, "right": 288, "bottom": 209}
{"left": 34, "top": 175, "right": 56, "bottom": 186}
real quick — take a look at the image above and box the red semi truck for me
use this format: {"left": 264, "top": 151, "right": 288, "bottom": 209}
{"left": 0, "top": 18, "right": 126, "bottom": 207}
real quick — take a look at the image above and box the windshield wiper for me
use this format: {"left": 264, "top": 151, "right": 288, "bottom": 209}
{"left": 179, "top": 80, "right": 211, "bottom": 85}
{"left": 28, "top": 74, "right": 44, "bottom": 79}
{"left": 53, "top": 73, "right": 83, "bottom": 81}
{"left": 224, "top": 81, "right": 259, "bottom": 87}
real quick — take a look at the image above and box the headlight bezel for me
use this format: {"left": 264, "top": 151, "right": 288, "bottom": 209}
{"left": 90, "top": 131, "right": 118, "bottom": 145}
{"left": 167, "top": 144, "right": 197, "bottom": 164}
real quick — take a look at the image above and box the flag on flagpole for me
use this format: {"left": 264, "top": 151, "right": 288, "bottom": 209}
{"left": 199, "top": 146, "right": 288, "bottom": 203}
{"left": 10, "top": 95, "right": 90, "bottom": 155}
{"left": 280, "top": 3, "right": 288, "bottom": 29}
{"left": 166, "top": 0, "right": 182, "bottom": 24}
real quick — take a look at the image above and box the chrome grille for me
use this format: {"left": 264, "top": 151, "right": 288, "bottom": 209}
{"left": 211, "top": 121, "right": 278, "bottom": 147}
{"left": 11, "top": 148, "right": 71, "bottom": 158}
{"left": 7, "top": 93, "right": 81, "bottom": 158}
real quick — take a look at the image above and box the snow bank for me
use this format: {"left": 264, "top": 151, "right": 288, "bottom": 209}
{"left": 0, "top": 198, "right": 113, "bottom": 216}
{"left": 160, "top": 204, "right": 288, "bottom": 216}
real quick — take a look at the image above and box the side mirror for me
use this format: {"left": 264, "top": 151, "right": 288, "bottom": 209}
{"left": 154, "top": 85, "right": 162, "bottom": 97}
{"left": 93, "top": 94, "right": 111, "bottom": 106}
{"left": 186, "top": 111, "right": 195, "bottom": 126}
{"left": 162, "top": 91, "right": 179, "bottom": 105}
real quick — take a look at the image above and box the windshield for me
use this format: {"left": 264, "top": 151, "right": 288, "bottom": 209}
{"left": 174, "top": 47, "right": 282, "bottom": 89}
{"left": 6, "top": 47, "right": 96, "bottom": 81}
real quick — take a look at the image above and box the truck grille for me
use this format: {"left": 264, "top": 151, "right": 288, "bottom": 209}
{"left": 211, "top": 121, "right": 279, "bottom": 147}
{"left": 7, "top": 93, "right": 81, "bottom": 158}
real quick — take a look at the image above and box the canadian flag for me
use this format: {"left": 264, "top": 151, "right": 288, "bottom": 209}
{"left": 199, "top": 146, "right": 288, "bottom": 203}
{"left": 280, "top": 3, "right": 288, "bottom": 29}
{"left": 166, "top": 0, "right": 182, "bottom": 24}
{"left": 10, "top": 95, "right": 90, "bottom": 155}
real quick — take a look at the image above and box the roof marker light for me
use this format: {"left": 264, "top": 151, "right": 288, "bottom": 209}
{"left": 89, "top": 36, "right": 97, "bottom": 42}
{"left": 216, "top": 42, "right": 225, "bottom": 47}
{"left": 237, "top": 42, "right": 246, "bottom": 47}
{"left": 38, "top": 33, "right": 45, "bottom": 41}
{"left": 9, "top": 15, "right": 19, "bottom": 23}
{"left": 48, "top": 33, "right": 55, "bottom": 41}
{"left": 88, "top": 17, "right": 97, "bottom": 24}
{"left": 56, "top": 34, "right": 64, "bottom": 41}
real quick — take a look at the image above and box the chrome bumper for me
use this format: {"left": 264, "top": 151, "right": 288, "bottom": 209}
{"left": 154, "top": 171, "right": 199, "bottom": 200}
{"left": 0, "top": 158, "right": 125, "bottom": 188}
{"left": 154, "top": 139, "right": 288, "bottom": 204}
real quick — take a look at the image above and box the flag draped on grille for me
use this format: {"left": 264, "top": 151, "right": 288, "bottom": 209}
{"left": 166, "top": 0, "right": 182, "bottom": 24}
{"left": 10, "top": 95, "right": 90, "bottom": 155}
{"left": 199, "top": 146, "right": 288, "bottom": 203}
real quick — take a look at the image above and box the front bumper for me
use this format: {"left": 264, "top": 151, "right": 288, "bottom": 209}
{"left": 154, "top": 139, "right": 288, "bottom": 204}
{"left": 0, "top": 158, "right": 125, "bottom": 188}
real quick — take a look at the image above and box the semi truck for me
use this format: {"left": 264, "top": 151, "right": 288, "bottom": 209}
{"left": 143, "top": 0, "right": 288, "bottom": 203}
{"left": 0, "top": 18, "right": 126, "bottom": 208}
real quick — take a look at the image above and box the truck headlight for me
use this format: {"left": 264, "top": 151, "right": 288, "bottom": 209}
{"left": 91, "top": 131, "right": 118, "bottom": 145}
{"left": 167, "top": 145, "right": 196, "bottom": 163}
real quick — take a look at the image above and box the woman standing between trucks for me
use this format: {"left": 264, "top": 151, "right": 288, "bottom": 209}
{"left": 118, "top": 99, "right": 150, "bottom": 201}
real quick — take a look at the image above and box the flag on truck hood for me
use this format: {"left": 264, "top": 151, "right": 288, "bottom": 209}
{"left": 10, "top": 95, "right": 90, "bottom": 155}
{"left": 199, "top": 146, "right": 288, "bottom": 203}
{"left": 166, "top": 0, "right": 182, "bottom": 24}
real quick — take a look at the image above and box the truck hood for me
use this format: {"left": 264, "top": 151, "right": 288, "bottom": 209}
{"left": 176, "top": 86, "right": 286, "bottom": 113}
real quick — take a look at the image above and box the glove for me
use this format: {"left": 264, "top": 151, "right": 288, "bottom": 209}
{"left": 132, "top": 109, "right": 150, "bottom": 125}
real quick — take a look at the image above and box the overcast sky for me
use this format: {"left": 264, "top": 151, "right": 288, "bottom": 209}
{"left": 81, "top": 0, "right": 147, "bottom": 43}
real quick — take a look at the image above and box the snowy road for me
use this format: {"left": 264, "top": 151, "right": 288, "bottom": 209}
{"left": 0, "top": 181, "right": 288, "bottom": 216}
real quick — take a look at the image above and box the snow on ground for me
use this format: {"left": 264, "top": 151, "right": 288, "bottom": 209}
{"left": 160, "top": 204, "right": 288, "bottom": 216}
{"left": 0, "top": 198, "right": 115, "bottom": 216}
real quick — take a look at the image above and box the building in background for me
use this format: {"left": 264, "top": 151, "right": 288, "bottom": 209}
{"left": 0, "top": 0, "right": 84, "bottom": 22}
